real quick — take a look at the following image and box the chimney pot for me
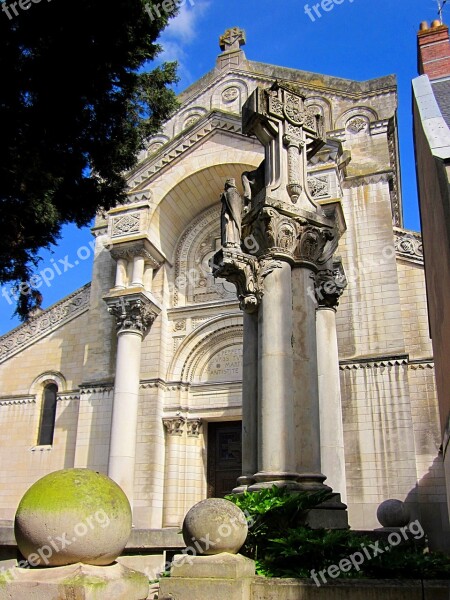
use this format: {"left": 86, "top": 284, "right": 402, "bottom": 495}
{"left": 432, "top": 19, "right": 442, "bottom": 28}
{"left": 420, "top": 21, "right": 429, "bottom": 31}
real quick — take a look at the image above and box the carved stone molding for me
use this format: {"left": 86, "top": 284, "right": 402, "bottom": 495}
{"left": 123, "top": 189, "right": 153, "bottom": 205}
{"left": 187, "top": 419, "right": 203, "bottom": 437}
{"left": 0, "top": 283, "right": 91, "bottom": 364}
{"left": 394, "top": 228, "right": 423, "bottom": 264}
{"left": 104, "top": 292, "right": 161, "bottom": 336}
{"left": 340, "top": 355, "right": 408, "bottom": 370}
{"left": 0, "top": 396, "right": 36, "bottom": 406}
{"left": 163, "top": 415, "right": 186, "bottom": 436}
{"left": 211, "top": 248, "right": 282, "bottom": 313}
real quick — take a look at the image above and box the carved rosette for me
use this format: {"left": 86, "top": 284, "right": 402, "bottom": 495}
{"left": 315, "top": 260, "right": 347, "bottom": 309}
{"left": 105, "top": 294, "right": 160, "bottom": 336}
{"left": 163, "top": 415, "right": 186, "bottom": 436}
{"left": 211, "top": 248, "right": 282, "bottom": 313}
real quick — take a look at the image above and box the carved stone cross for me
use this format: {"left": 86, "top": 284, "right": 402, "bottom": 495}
{"left": 242, "top": 82, "right": 326, "bottom": 213}
{"left": 219, "top": 27, "right": 246, "bottom": 52}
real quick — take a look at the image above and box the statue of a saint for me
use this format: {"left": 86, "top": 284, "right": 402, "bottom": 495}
{"left": 220, "top": 178, "right": 243, "bottom": 248}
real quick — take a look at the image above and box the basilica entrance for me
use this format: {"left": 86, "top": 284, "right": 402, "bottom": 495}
{"left": 207, "top": 421, "right": 242, "bottom": 498}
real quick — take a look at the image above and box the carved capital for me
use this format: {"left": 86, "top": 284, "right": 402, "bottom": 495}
{"left": 211, "top": 248, "right": 282, "bottom": 313}
{"left": 187, "top": 419, "right": 203, "bottom": 437}
{"left": 295, "top": 224, "right": 336, "bottom": 268}
{"left": 163, "top": 415, "right": 186, "bottom": 436}
{"left": 315, "top": 260, "right": 347, "bottom": 309}
{"left": 104, "top": 292, "right": 161, "bottom": 336}
{"left": 110, "top": 243, "right": 161, "bottom": 269}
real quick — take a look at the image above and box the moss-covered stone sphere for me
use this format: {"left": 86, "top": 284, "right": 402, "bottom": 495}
{"left": 14, "top": 468, "right": 132, "bottom": 567}
{"left": 182, "top": 498, "right": 248, "bottom": 555}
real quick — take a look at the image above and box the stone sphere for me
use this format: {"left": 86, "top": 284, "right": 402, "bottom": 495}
{"left": 377, "top": 499, "right": 411, "bottom": 528}
{"left": 14, "top": 468, "right": 132, "bottom": 567}
{"left": 182, "top": 498, "right": 248, "bottom": 555}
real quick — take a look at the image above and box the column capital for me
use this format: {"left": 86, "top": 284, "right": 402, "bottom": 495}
{"left": 315, "top": 259, "right": 347, "bottom": 309}
{"left": 187, "top": 418, "right": 203, "bottom": 437}
{"left": 104, "top": 291, "right": 161, "bottom": 336}
{"left": 163, "top": 415, "right": 186, "bottom": 436}
{"left": 211, "top": 248, "right": 282, "bottom": 313}
{"left": 109, "top": 239, "right": 163, "bottom": 270}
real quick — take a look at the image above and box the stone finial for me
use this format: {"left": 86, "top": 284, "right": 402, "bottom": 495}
{"left": 182, "top": 498, "right": 248, "bottom": 555}
{"left": 219, "top": 27, "right": 246, "bottom": 52}
{"left": 377, "top": 499, "right": 411, "bottom": 528}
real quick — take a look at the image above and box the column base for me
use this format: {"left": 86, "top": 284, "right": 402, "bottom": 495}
{"left": 0, "top": 562, "right": 149, "bottom": 600}
{"left": 247, "top": 471, "right": 331, "bottom": 492}
{"left": 160, "top": 554, "right": 255, "bottom": 600}
{"left": 232, "top": 475, "right": 256, "bottom": 493}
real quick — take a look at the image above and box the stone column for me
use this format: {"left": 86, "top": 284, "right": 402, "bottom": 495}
{"left": 252, "top": 261, "right": 297, "bottom": 487}
{"left": 114, "top": 258, "right": 128, "bottom": 289}
{"left": 104, "top": 292, "right": 161, "bottom": 507}
{"left": 315, "top": 266, "right": 347, "bottom": 502}
{"left": 162, "top": 415, "right": 186, "bottom": 527}
{"left": 235, "top": 311, "right": 258, "bottom": 491}
{"left": 291, "top": 265, "right": 325, "bottom": 489}
{"left": 131, "top": 255, "right": 145, "bottom": 287}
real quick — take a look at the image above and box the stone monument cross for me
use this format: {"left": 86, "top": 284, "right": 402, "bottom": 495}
{"left": 213, "top": 81, "right": 348, "bottom": 527}
{"left": 219, "top": 27, "right": 246, "bottom": 52}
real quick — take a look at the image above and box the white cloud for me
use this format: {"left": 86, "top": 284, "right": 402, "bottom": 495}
{"left": 159, "top": 0, "right": 210, "bottom": 84}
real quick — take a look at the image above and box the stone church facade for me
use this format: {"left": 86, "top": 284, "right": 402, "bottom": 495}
{"left": 0, "top": 29, "right": 448, "bottom": 548}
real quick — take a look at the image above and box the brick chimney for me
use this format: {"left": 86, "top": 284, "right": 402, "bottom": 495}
{"left": 418, "top": 19, "right": 450, "bottom": 79}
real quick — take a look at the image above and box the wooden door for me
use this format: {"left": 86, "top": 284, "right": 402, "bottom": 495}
{"left": 207, "top": 421, "right": 242, "bottom": 498}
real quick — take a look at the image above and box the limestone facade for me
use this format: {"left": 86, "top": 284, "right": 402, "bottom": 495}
{"left": 0, "top": 30, "right": 448, "bottom": 548}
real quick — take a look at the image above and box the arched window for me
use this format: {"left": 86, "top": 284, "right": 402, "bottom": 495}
{"left": 38, "top": 383, "right": 58, "bottom": 445}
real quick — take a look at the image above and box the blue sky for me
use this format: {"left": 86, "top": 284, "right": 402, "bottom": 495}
{"left": 0, "top": 0, "right": 442, "bottom": 335}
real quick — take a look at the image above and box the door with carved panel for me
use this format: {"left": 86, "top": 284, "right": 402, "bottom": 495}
{"left": 207, "top": 421, "right": 242, "bottom": 498}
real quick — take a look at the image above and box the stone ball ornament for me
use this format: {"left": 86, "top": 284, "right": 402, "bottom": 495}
{"left": 377, "top": 499, "right": 411, "bottom": 528}
{"left": 182, "top": 498, "right": 248, "bottom": 555}
{"left": 14, "top": 468, "right": 132, "bottom": 567}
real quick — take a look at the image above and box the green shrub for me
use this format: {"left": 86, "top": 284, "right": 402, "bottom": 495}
{"left": 225, "top": 486, "right": 450, "bottom": 580}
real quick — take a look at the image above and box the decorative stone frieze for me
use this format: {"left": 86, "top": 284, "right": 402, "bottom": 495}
{"left": 0, "top": 396, "right": 36, "bottom": 406}
{"left": 104, "top": 292, "right": 161, "bottom": 336}
{"left": 163, "top": 415, "right": 186, "bottom": 436}
{"left": 308, "top": 174, "right": 330, "bottom": 199}
{"left": 0, "top": 283, "right": 91, "bottom": 364}
{"left": 394, "top": 228, "right": 423, "bottom": 264}
{"left": 111, "top": 213, "right": 141, "bottom": 237}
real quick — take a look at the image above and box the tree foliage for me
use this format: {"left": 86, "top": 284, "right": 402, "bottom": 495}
{"left": 0, "top": 0, "right": 179, "bottom": 318}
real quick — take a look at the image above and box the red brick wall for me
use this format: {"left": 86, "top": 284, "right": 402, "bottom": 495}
{"left": 418, "top": 23, "right": 450, "bottom": 80}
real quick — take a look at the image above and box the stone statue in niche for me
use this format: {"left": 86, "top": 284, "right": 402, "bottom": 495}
{"left": 220, "top": 178, "right": 243, "bottom": 248}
